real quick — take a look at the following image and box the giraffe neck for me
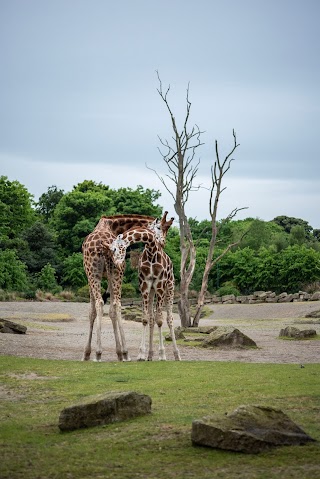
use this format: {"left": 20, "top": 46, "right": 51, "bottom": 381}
{"left": 125, "top": 228, "right": 160, "bottom": 254}
{"left": 110, "top": 226, "right": 162, "bottom": 266}
{"left": 95, "top": 215, "right": 157, "bottom": 235}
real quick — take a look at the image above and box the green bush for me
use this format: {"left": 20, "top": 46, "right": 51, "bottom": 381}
{"left": 0, "top": 250, "right": 28, "bottom": 291}
{"left": 23, "top": 289, "right": 37, "bottom": 300}
{"left": 216, "top": 282, "right": 240, "bottom": 297}
{"left": 35, "top": 263, "right": 61, "bottom": 294}
{"left": 122, "top": 283, "right": 137, "bottom": 298}
{"left": 77, "top": 284, "right": 90, "bottom": 300}
{"left": 0, "top": 289, "right": 21, "bottom": 301}
{"left": 57, "top": 290, "right": 75, "bottom": 301}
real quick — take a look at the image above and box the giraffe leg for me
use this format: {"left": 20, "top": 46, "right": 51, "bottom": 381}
{"left": 82, "top": 294, "right": 96, "bottom": 361}
{"left": 115, "top": 301, "right": 131, "bottom": 361}
{"left": 166, "top": 293, "right": 181, "bottom": 361}
{"left": 155, "top": 292, "right": 166, "bottom": 361}
{"left": 138, "top": 281, "right": 152, "bottom": 361}
{"left": 108, "top": 269, "right": 131, "bottom": 362}
{"left": 138, "top": 288, "right": 150, "bottom": 361}
{"left": 109, "top": 301, "right": 124, "bottom": 361}
{"left": 137, "top": 320, "right": 148, "bottom": 361}
{"left": 94, "top": 296, "right": 104, "bottom": 362}
{"left": 147, "top": 317, "right": 155, "bottom": 361}
{"left": 147, "top": 290, "right": 156, "bottom": 361}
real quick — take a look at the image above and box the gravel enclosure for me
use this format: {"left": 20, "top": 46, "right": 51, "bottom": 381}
{"left": 0, "top": 301, "right": 320, "bottom": 364}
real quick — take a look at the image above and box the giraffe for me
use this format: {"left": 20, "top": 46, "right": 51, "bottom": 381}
{"left": 82, "top": 212, "right": 173, "bottom": 362}
{"left": 108, "top": 224, "right": 181, "bottom": 361}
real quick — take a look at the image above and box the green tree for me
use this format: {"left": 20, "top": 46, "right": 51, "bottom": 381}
{"left": 52, "top": 181, "right": 164, "bottom": 256}
{"left": 113, "top": 186, "right": 162, "bottom": 217}
{"left": 52, "top": 181, "right": 115, "bottom": 254}
{"left": 239, "top": 219, "right": 283, "bottom": 251}
{"left": 0, "top": 250, "right": 28, "bottom": 291}
{"left": 278, "top": 245, "right": 320, "bottom": 292}
{"left": 190, "top": 239, "right": 210, "bottom": 291}
{"left": 218, "top": 247, "right": 259, "bottom": 293}
{"left": 35, "top": 263, "right": 60, "bottom": 293}
{"left": 255, "top": 247, "right": 281, "bottom": 291}
{"left": 61, "top": 253, "right": 87, "bottom": 289}
{"left": 313, "top": 229, "right": 320, "bottom": 242}
{"left": 19, "top": 221, "right": 60, "bottom": 274}
{"left": 272, "top": 215, "right": 312, "bottom": 238}
{"left": 0, "top": 176, "right": 36, "bottom": 247}
{"left": 289, "top": 225, "right": 307, "bottom": 246}
{"left": 188, "top": 219, "right": 212, "bottom": 242}
{"left": 162, "top": 227, "right": 181, "bottom": 284}
{"left": 36, "top": 185, "right": 64, "bottom": 222}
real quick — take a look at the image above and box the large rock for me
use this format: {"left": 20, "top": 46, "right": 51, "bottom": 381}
{"left": 311, "top": 291, "right": 320, "bottom": 301}
{"left": 278, "top": 293, "right": 294, "bottom": 303}
{"left": 0, "top": 319, "right": 27, "bottom": 334}
{"left": 59, "top": 391, "right": 151, "bottom": 431}
{"left": 221, "top": 294, "right": 236, "bottom": 304}
{"left": 279, "top": 326, "right": 317, "bottom": 339}
{"left": 201, "top": 326, "right": 257, "bottom": 348}
{"left": 191, "top": 405, "right": 316, "bottom": 453}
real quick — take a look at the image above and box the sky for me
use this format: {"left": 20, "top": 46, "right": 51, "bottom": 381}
{"left": 1, "top": 0, "right": 319, "bottom": 228}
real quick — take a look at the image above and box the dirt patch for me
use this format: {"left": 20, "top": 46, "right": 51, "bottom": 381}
{"left": 0, "top": 301, "right": 320, "bottom": 364}
{"left": 8, "top": 373, "right": 59, "bottom": 380}
{"left": 0, "top": 384, "right": 24, "bottom": 401}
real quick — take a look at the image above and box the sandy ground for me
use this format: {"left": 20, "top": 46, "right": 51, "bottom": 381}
{"left": 0, "top": 301, "right": 320, "bottom": 364}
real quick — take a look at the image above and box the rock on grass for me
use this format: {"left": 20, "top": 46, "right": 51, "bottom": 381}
{"left": 59, "top": 391, "right": 152, "bottom": 431}
{"left": 192, "top": 405, "right": 316, "bottom": 453}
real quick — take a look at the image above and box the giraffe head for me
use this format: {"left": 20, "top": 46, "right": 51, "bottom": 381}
{"left": 147, "top": 218, "right": 166, "bottom": 246}
{"left": 109, "top": 219, "right": 166, "bottom": 268}
{"left": 109, "top": 234, "right": 130, "bottom": 267}
{"left": 159, "top": 211, "right": 174, "bottom": 242}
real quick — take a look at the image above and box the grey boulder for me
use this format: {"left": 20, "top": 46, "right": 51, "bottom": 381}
{"left": 191, "top": 405, "right": 315, "bottom": 453}
{"left": 59, "top": 391, "right": 152, "bottom": 431}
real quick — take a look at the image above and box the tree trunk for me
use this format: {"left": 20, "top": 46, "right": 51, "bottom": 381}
{"left": 178, "top": 273, "right": 192, "bottom": 327}
{"left": 155, "top": 74, "right": 203, "bottom": 328}
{"left": 178, "top": 296, "right": 191, "bottom": 328}
{"left": 192, "top": 262, "right": 211, "bottom": 327}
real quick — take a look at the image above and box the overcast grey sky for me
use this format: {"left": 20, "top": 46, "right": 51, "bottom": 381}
{"left": 1, "top": 0, "right": 319, "bottom": 228}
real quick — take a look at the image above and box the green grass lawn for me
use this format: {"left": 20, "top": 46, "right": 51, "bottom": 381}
{"left": 1, "top": 356, "right": 319, "bottom": 479}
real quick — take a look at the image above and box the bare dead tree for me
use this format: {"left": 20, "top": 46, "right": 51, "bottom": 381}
{"left": 192, "top": 130, "right": 247, "bottom": 327}
{"left": 150, "top": 72, "right": 204, "bottom": 327}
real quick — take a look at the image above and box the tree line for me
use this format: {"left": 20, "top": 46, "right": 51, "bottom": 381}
{"left": 0, "top": 175, "right": 319, "bottom": 301}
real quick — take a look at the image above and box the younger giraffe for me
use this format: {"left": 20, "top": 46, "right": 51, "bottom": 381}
{"left": 82, "top": 212, "right": 173, "bottom": 362}
{"left": 109, "top": 225, "right": 181, "bottom": 361}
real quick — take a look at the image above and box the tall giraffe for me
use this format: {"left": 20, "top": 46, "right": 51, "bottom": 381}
{"left": 108, "top": 224, "right": 181, "bottom": 361}
{"left": 82, "top": 212, "right": 173, "bottom": 362}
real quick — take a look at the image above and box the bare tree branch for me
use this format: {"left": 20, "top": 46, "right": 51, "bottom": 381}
{"left": 192, "top": 130, "right": 248, "bottom": 327}
{"left": 152, "top": 72, "right": 205, "bottom": 327}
